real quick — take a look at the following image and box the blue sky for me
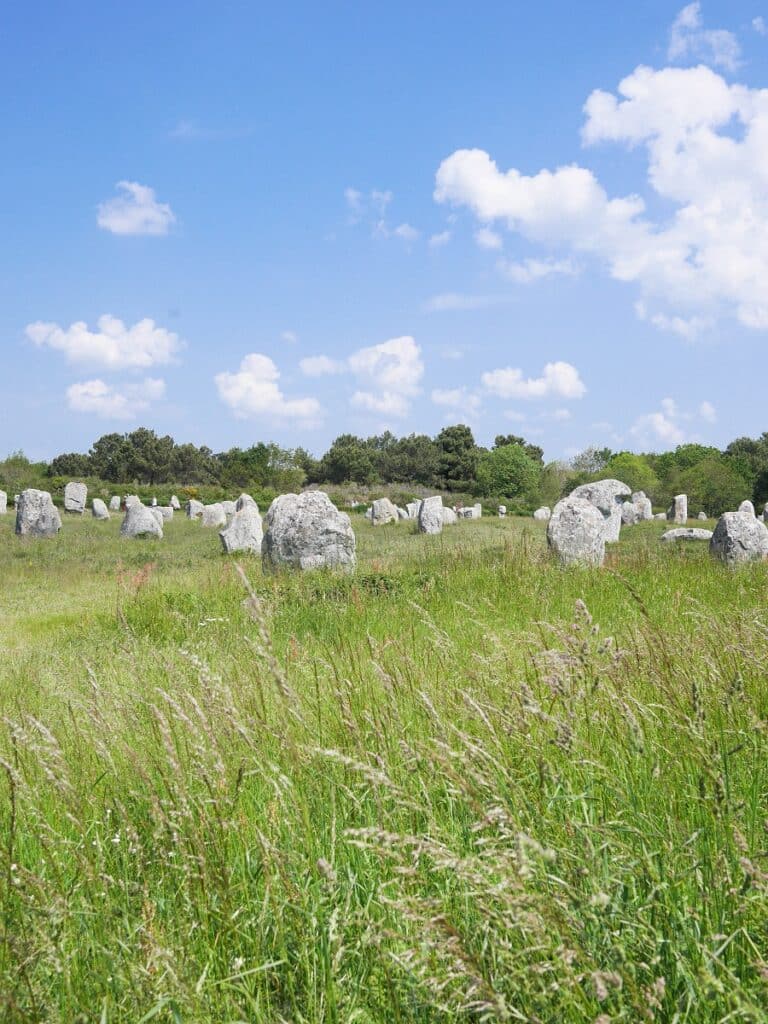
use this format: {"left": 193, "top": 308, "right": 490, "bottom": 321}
{"left": 2, "top": 1, "right": 767, "bottom": 461}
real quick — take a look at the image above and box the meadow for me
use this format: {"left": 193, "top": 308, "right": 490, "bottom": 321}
{"left": 1, "top": 511, "right": 767, "bottom": 1023}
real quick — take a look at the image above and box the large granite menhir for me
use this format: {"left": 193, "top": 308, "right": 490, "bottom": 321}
{"left": 547, "top": 496, "right": 606, "bottom": 567}
{"left": 64, "top": 481, "right": 87, "bottom": 513}
{"left": 262, "top": 491, "right": 356, "bottom": 572}
{"left": 710, "top": 511, "right": 768, "bottom": 566}
{"left": 16, "top": 489, "right": 62, "bottom": 538}
{"left": 569, "top": 479, "right": 630, "bottom": 542}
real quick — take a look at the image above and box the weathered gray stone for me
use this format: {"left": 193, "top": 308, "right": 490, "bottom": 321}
{"left": 13, "top": 495, "right": 19, "bottom": 509}
{"left": 186, "top": 499, "right": 204, "bottom": 519}
{"left": 406, "top": 501, "right": 421, "bottom": 520}
{"left": 157, "top": 506, "right": 174, "bottom": 520}
{"left": 418, "top": 496, "right": 444, "bottom": 534}
{"left": 120, "top": 502, "right": 163, "bottom": 539}
{"left": 124, "top": 495, "right": 140, "bottom": 509}
{"left": 397, "top": 507, "right": 408, "bottom": 520}
{"left": 498, "top": 505, "right": 507, "bottom": 517}
{"left": 108, "top": 495, "right": 121, "bottom": 512}
{"left": 569, "top": 480, "right": 631, "bottom": 542}
{"left": 15, "top": 489, "right": 62, "bottom": 538}
{"left": 235, "top": 493, "right": 258, "bottom": 512}
{"left": 738, "top": 499, "right": 756, "bottom": 516}
{"left": 661, "top": 528, "right": 713, "bottom": 543}
{"left": 441, "top": 506, "right": 458, "bottom": 525}
{"left": 533, "top": 507, "right": 551, "bottom": 522}
{"left": 64, "top": 482, "right": 87, "bottom": 513}
{"left": 221, "top": 500, "right": 237, "bottom": 516}
{"left": 149, "top": 508, "right": 164, "bottom": 527}
{"left": 653, "top": 512, "right": 667, "bottom": 520}
{"left": 547, "top": 497, "right": 606, "bottom": 567}
{"left": 0, "top": 491, "right": 6, "bottom": 515}
{"left": 698, "top": 511, "right": 708, "bottom": 521}
{"left": 220, "top": 507, "right": 263, "bottom": 554}
{"left": 459, "top": 503, "right": 482, "bottom": 520}
{"left": 621, "top": 501, "right": 638, "bottom": 526}
{"left": 632, "top": 491, "right": 653, "bottom": 521}
{"left": 710, "top": 511, "right": 768, "bottom": 566}
{"left": 262, "top": 491, "right": 356, "bottom": 572}
{"left": 667, "top": 494, "right": 688, "bottom": 525}
{"left": 201, "top": 503, "right": 227, "bottom": 528}
{"left": 92, "top": 498, "right": 110, "bottom": 520}
{"left": 371, "top": 497, "right": 399, "bottom": 526}
{"left": 170, "top": 495, "right": 181, "bottom": 511}
{"left": 151, "top": 497, "right": 158, "bottom": 507}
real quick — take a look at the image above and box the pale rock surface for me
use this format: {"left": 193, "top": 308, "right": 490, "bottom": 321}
{"left": 109, "top": 495, "right": 121, "bottom": 512}
{"left": 201, "top": 503, "right": 227, "bottom": 527}
{"left": 15, "top": 489, "right": 62, "bottom": 538}
{"left": 64, "top": 482, "right": 87, "bottom": 513}
{"left": 186, "top": 499, "right": 204, "bottom": 519}
{"left": 667, "top": 494, "right": 688, "bottom": 525}
{"left": 533, "top": 507, "right": 551, "bottom": 521}
{"left": 498, "top": 505, "right": 506, "bottom": 517}
{"left": 569, "top": 480, "right": 630, "bottom": 542}
{"left": 397, "top": 507, "right": 408, "bottom": 520}
{"left": 157, "top": 506, "right": 174, "bottom": 520}
{"left": 220, "top": 506, "right": 263, "bottom": 554}
{"left": 418, "top": 495, "right": 444, "bottom": 534}
{"left": 739, "top": 500, "right": 756, "bottom": 516}
{"left": 441, "top": 506, "right": 458, "bottom": 525}
{"left": 371, "top": 497, "right": 399, "bottom": 526}
{"left": 406, "top": 501, "right": 421, "bottom": 520}
{"left": 0, "top": 491, "right": 6, "bottom": 514}
{"left": 661, "top": 528, "right": 713, "bottom": 542}
{"left": 221, "top": 500, "right": 236, "bottom": 516}
{"left": 632, "top": 491, "right": 653, "bottom": 521}
{"left": 121, "top": 502, "right": 163, "bottom": 539}
{"left": 547, "top": 497, "right": 606, "bottom": 567}
{"left": 151, "top": 497, "right": 158, "bottom": 507}
{"left": 621, "top": 501, "right": 638, "bottom": 526}
{"left": 92, "top": 498, "right": 110, "bottom": 520}
{"left": 170, "top": 495, "right": 181, "bottom": 510}
{"left": 235, "top": 493, "right": 258, "bottom": 512}
{"left": 262, "top": 491, "right": 356, "bottom": 571}
{"left": 124, "top": 495, "right": 140, "bottom": 509}
{"left": 710, "top": 511, "right": 768, "bottom": 566}
{"left": 653, "top": 512, "right": 667, "bottom": 520}
{"left": 698, "top": 511, "right": 708, "bottom": 521}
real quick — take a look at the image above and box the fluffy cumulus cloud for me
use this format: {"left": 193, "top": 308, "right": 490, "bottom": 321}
{"left": 349, "top": 336, "right": 424, "bottom": 417}
{"left": 630, "top": 395, "right": 717, "bottom": 447}
{"left": 66, "top": 377, "right": 165, "bottom": 420}
{"left": 667, "top": 3, "right": 741, "bottom": 71}
{"left": 26, "top": 315, "right": 182, "bottom": 369}
{"left": 215, "top": 354, "right": 322, "bottom": 422}
{"left": 481, "top": 361, "right": 586, "bottom": 400}
{"left": 434, "top": 40, "right": 768, "bottom": 336}
{"left": 97, "top": 181, "right": 176, "bottom": 236}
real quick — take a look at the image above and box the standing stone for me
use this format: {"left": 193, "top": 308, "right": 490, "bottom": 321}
{"left": 621, "top": 501, "right": 638, "bottom": 526}
{"left": 533, "top": 507, "right": 551, "bottom": 522}
{"left": 498, "top": 505, "right": 507, "bottom": 517}
{"left": 157, "top": 506, "right": 174, "bottom": 520}
{"left": 406, "top": 501, "right": 421, "bottom": 520}
{"left": 186, "top": 499, "right": 204, "bottom": 520}
{"left": 371, "top": 497, "right": 399, "bottom": 526}
{"left": 653, "top": 512, "right": 667, "bottom": 520}
{"left": 661, "top": 528, "right": 713, "bottom": 543}
{"left": 262, "top": 491, "right": 356, "bottom": 572}
{"left": 149, "top": 508, "right": 164, "bottom": 527}
{"left": 120, "top": 502, "right": 163, "bottom": 540}
{"left": 764, "top": 505, "right": 768, "bottom": 524}
{"left": 92, "top": 498, "right": 110, "bottom": 520}
{"left": 632, "top": 491, "right": 653, "bottom": 521}
{"left": 710, "top": 511, "right": 768, "bottom": 566}
{"left": 667, "top": 494, "right": 688, "bottom": 525}
{"left": 15, "top": 489, "right": 62, "bottom": 538}
{"left": 738, "top": 500, "right": 756, "bottom": 516}
{"left": 569, "top": 480, "right": 631, "bottom": 542}
{"left": 221, "top": 500, "right": 237, "bottom": 516}
{"left": 13, "top": 495, "right": 19, "bottom": 510}
{"left": 109, "top": 495, "right": 121, "bottom": 512}
{"left": 418, "top": 496, "right": 444, "bottom": 535}
{"left": 201, "top": 503, "right": 227, "bottom": 527}
{"left": 235, "top": 493, "right": 257, "bottom": 512}
{"left": 697, "top": 511, "right": 707, "bottom": 521}
{"left": 441, "top": 506, "right": 458, "bottom": 525}
{"left": 397, "top": 507, "right": 408, "bottom": 520}
{"left": 220, "top": 506, "right": 264, "bottom": 554}
{"left": 547, "top": 497, "right": 606, "bottom": 567}
{"left": 151, "top": 497, "right": 158, "bottom": 507}
{"left": 170, "top": 495, "right": 181, "bottom": 511}
{"left": 124, "top": 495, "right": 140, "bottom": 509}
{"left": 64, "top": 482, "right": 87, "bottom": 513}
{"left": 0, "top": 491, "right": 6, "bottom": 514}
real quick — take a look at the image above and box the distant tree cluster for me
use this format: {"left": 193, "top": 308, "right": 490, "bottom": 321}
{"left": 3, "top": 426, "right": 768, "bottom": 516}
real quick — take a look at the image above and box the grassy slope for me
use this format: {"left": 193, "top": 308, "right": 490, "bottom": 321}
{"left": 1, "top": 512, "right": 767, "bottom": 1023}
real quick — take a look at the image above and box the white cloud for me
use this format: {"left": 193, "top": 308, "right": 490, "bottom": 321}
{"left": 299, "top": 355, "right": 345, "bottom": 376}
{"left": 551, "top": 408, "right": 572, "bottom": 421}
{"left": 281, "top": 330, "right": 298, "bottom": 344}
{"left": 482, "top": 361, "right": 586, "bottom": 400}
{"left": 393, "top": 222, "right": 420, "bottom": 241}
{"left": 631, "top": 410, "right": 686, "bottom": 446}
{"left": 424, "top": 292, "right": 508, "bottom": 312}
{"left": 668, "top": 3, "right": 741, "bottom": 71}
{"left": 474, "top": 226, "right": 503, "bottom": 250}
{"left": 348, "top": 335, "right": 423, "bottom": 418}
{"left": 429, "top": 230, "right": 452, "bottom": 247}
{"left": 26, "top": 315, "right": 182, "bottom": 369}
{"left": 699, "top": 399, "right": 717, "bottom": 422}
{"left": 499, "top": 257, "right": 576, "bottom": 284}
{"left": 435, "top": 60, "right": 768, "bottom": 335}
{"left": 215, "top": 354, "right": 321, "bottom": 422}
{"left": 504, "top": 410, "right": 527, "bottom": 423}
{"left": 431, "top": 386, "right": 481, "bottom": 418}
{"left": 754, "top": 16, "right": 767, "bottom": 36}
{"left": 66, "top": 377, "right": 165, "bottom": 420}
{"left": 97, "top": 181, "right": 176, "bottom": 236}
{"left": 635, "top": 302, "right": 713, "bottom": 340}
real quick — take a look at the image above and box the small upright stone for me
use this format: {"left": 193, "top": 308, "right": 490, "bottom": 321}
{"left": 547, "top": 497, "right": 606, "bottom": 567}
{"left": 109, "top": 495, "right": 121, "bottom": 512}
{"left": 667, "top": 494, "right": 688, "bottom": 525}
{"left": 371, "top": 497, "right": 399, "bottom": 526}
{"left": 632, "top": 491, "right": 653, "bottom": 521}
{"left": 653, "top": 512, "right": 667, "bottom": 520}
{"left": 739, "top": 499, "right": 756, "bottom": 516}
{"left": 64, "top": 482, "right": 87, "bottom": 513}
{"left": 170, "top": 495, "right": 181, "bottom": 511}
{"left": 569, "top": 480, "right": 631, "bottom": 542}
{"left": 397, "top": 507, "right": 408, "bottom": 520}
{"left": 418, "top": 496, "right": 444, "bottom": 534}
{"left": 406, "top": 501, "right": 421, "bottom": 520}
{"left": 710, "top": 511, "right": 768, "bottom": 566}
{"left": 220, "top": 506, "right": 263, "bottom": 554}
{"left": 262, "top": 491, "right": 355, "bottom": 572}
{"left": 0, "top": 490, "right": 6, "bottom": 514}
{"left": 235, "top": 493, "right": 257, "bottom": 512}
{"left": 621, "top": 501, "right": 638, "bottom": 526}
{"left": 201, "top": 503, "right": 227, "bottom": 527}
{"left": 533, "top": 507, "right": 551, "bottom": 521}
{"left": 157, "top": 506, "right": 174, "bottom": 520}
{"left": 120, "top": 502, "right": 163, "bottom": 540}
{"left": 697, "top": 511, "right": 707, "bottom": 521}
{"left": 441, "top": 506, "right": 458, "bottom": 525}
{"left": 15, "top": 489, "right": 62, "bottom": 538}
{"left": 498, "top": 505, "right": 506, "bottom": 517}
{"left": 186, "top": 499, "right": 204, "bottom": 520}
{"left": 92, "top": 498, "right": 110, "bottom": 520}
{"left": 151, "top": 497, "right": 158, "bottom": 507}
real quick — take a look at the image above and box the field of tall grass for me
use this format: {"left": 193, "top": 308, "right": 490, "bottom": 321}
{"left": 1, "top": 511, "right": 767, "bottom": 1022}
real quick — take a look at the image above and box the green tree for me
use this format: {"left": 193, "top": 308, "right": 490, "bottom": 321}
{"left": 570, "top": 446, "right": 612, "bottom": 475}
{"left": 319, "top": 435, "right": 377, "bottom": 484}
{"left": 494, "top": 434, "right": 544, "bottom": 464}
{"left": 475, "top": 444, "right": 541, "bottom": 502}
{"left": 378, "top": 434, "right": 439, "bottom": 485}
{"left": 48, "top": 452, "right": 91, "bottom": 478}
{"left": 89, "top": 433, "right": 130, "bottom": 481}
{"left": 435, "top": 424, "right": 479, "bottom": 491}
{"left": 679, "top": 456, "right": 752, "bottom": 517}
{"left": 601, "top": 452, "right": 659, "bottom": 498}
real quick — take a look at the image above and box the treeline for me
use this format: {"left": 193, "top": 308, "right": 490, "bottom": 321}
{"left": 2, "top": 426, "right": 768, "bottom": 517}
